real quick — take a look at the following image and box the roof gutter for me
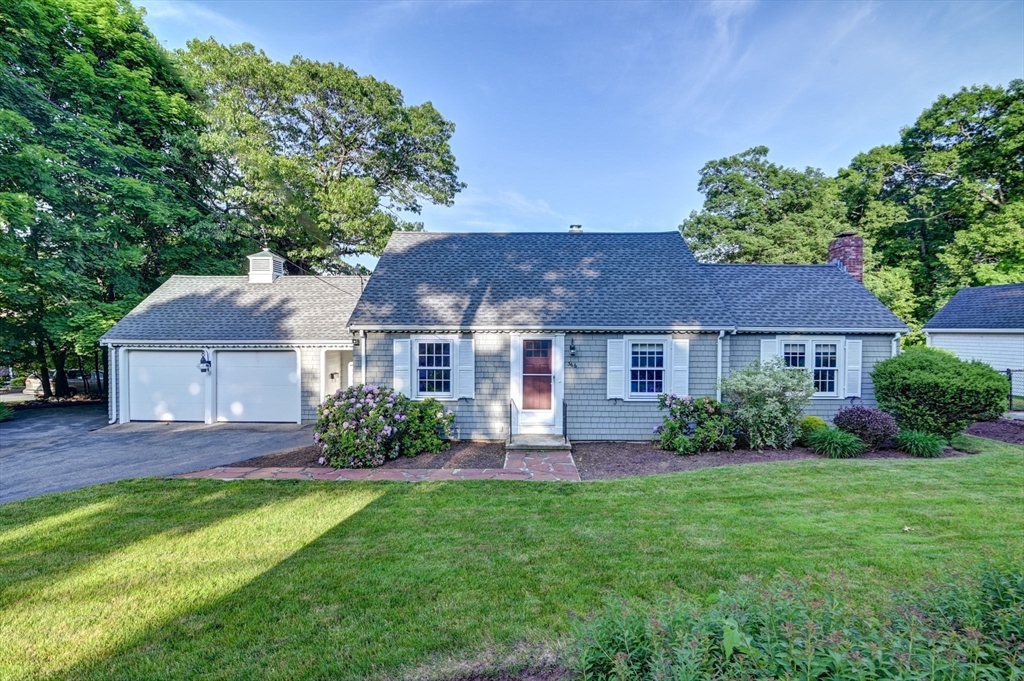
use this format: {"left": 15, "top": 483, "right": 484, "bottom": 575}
{"left": 99, "top": 339, "right": 355, "bottom": 346}
{"left": 733, "top": 327, "right": 910, "bottom": 334}
{"left": 921, "top": 328, "right": 1024, "bottom": 334}
{"left": 347, "top": 324, "right": 737, "bottom": 333}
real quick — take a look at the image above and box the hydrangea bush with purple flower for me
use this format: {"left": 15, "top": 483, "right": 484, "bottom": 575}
{"left": 833, "top": 405, "right": 898, "bottom": 451}
{"left": 654, "top": 394, "right": 736, "bottom": 455}
{"left": 314, "top": 384, "right": 456, "bottom": 468}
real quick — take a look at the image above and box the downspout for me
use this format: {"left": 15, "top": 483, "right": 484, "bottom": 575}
{"left": 893, "top": 332, "right": 902, "bottom": 357}
{"left": 715, "top": 330, "right": 725, "bottom": 401}
{"left": 360, "top": 330, "right": 367, "bottom": 384}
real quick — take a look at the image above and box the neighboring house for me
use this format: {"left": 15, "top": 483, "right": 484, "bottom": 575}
{"left": 347, "top": 229, "right": 908, "bottom": 441}
{"left": 924, "top": 283, "right": 1024, "bottom": 399}
{"left": 99, "top": 250, "right": 365, "bottom": 424}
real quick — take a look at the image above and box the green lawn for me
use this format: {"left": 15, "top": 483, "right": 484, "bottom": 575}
{"left": 2, "top": 436, "right": 1022, "bottom": 680}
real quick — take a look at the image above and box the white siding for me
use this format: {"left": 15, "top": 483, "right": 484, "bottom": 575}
{"left": 928, "top": 332, "right": 1024, "bottom": 395}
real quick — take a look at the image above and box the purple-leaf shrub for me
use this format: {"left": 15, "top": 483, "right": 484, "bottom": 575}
{"left": 315, "top": 384, "right": 410, "bottom": 468}
{"left": 832, "top": 405, "right": 898, "bottom": 451}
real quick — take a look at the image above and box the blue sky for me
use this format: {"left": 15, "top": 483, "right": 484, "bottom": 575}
{"left": 144, "top": 0, "right": 1023, "bottom": 256}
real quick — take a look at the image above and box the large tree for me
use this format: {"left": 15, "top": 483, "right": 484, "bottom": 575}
{"left": 177, "top": 40, "right": 465, "bottom": 272}
{"left": 678, "top": 146, "right": 851, "bottom": 264}
{"left": 840, "top": 80, "right": 1024, "bottom": 322}
{"left": 0, "top": 0, "right": 243, "bottom": 395}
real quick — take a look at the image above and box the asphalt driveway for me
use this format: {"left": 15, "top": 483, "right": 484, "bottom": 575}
{"left": 0, "top": 406, "right": 313, "bottom": 503}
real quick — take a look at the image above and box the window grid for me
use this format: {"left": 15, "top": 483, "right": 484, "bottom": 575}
{"left": 813, "top": 343, "right": 838, "bottom": 395}
{"left": 630, "top": 343, "right": 664, "bottom": 396}
{"left": 783, "top": 343, "right": 807, "bottom": 368}
{"left": 417, "top": 342, "right": 451, "bottom": 396}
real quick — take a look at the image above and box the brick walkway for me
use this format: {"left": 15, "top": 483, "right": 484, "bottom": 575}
{"left": 175, "top": 451, "right": 580, "bottom": 482}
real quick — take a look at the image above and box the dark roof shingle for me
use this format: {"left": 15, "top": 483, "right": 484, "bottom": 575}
{"left": 924, "top": 283, "right": 1024, "bottom": 330}
{"left": 100, "top": 275, "right": 364, "bottom": 342}
{"left": 701, "top": 264, "right": 908, "bottom": 331}
{"left": 347, "top": 232, "right": 734, "bottom": 330}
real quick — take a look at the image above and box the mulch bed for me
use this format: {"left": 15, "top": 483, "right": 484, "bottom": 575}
{"left": 964, "top": 419, "right": 1024, "bottom": 446}
{"left": 227, "top": 440, "right": 506, "bottom": 470}
{"left": 572, "top": 441, "right": 971, "bottom": 481}
{"left": 379, "top": 441, "right": 505, "bottom": 470}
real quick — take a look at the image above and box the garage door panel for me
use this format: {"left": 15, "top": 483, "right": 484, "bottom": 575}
{"left": 216, "top": 351, "right": 299, "bottom": 423}
{"left": 129, "top": 351, "right": 206, "bottom": 422}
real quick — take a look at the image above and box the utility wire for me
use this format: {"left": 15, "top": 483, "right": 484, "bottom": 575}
{"left": 2, "top": 65, "right": 364, "bottom": 298}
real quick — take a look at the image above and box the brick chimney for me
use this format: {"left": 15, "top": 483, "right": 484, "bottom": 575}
{"left": 828, "top": 232, "right": 863, "bottom": 282}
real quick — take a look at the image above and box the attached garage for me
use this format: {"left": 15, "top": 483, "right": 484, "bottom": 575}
{"left": 215, "top": 351, "right": 300, "bottom": 423}
{"left": 128, "top": 350, "right": 207, "bottom": 422}
{"left": 100, "top": 249, "right": 365, "bottom": 425}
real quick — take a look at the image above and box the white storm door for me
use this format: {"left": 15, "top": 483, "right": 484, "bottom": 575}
{"left": 513, "top": 335, "right": 563, "bottom": 434}
{"left": 128, "top": 350, "right": 206, "bottom": 422}
{"left": 216, "top": 351, "right": 300, "bottom": 423}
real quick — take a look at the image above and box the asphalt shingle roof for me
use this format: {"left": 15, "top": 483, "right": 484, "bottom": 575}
{"left": 924, "top": 283, "right": 1024, "bottom": 330}
{"left": 701, "top": 264, "right": 908, "bottom": 331}
{"left": 100, "top": 275, "right": 364, "bottom": 342}
{"left": 347, "top": 232, "right": 734, "bottom": 330}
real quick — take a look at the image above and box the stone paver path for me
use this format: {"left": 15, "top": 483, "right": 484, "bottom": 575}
{"left": 176, "top": 452, "right": 580, "bottom": 482}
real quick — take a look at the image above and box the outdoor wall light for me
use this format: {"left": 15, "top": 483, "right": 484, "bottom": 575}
{"left": 569, "top": 338, "right": 576, "bottom": 357}
{"left": 197, "top": 350, "right": 212, "bottom": 373}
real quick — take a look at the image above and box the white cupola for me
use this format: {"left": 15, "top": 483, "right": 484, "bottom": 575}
{"left": 246, "top": 249, "right": 286, "bottom": 283}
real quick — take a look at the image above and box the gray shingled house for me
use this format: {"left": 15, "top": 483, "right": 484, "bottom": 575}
{"left": 100, "top": 230, "right": 907, "bottom": 436}
{"left": 924, "top": 283, "right": 1024, "bottom": 400}
{"left": 100, "top": 250, "right": 365, "bottom": 424}
{"left": 347, "top": 229, "right": 908, "bottom": 442}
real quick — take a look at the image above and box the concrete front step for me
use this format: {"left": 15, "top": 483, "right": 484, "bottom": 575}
{"left": 505, "top": 433, "right": 571, "bottom": 451}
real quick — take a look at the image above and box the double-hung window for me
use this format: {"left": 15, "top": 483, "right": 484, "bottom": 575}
{"left": 416, "top": 341, "right": 452, "bottom": 398}
{"left": 781, "top": 339, "right": 840, "bottom": 397}
{"left": 629, "top": 341, "right": 665, "bottom": 398}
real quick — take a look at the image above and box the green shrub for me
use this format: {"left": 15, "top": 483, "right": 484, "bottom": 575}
{"left": 654, "top": 394, "right": 735, "bottom": 454}
{"left": 874, "top": 347, "right": 1009, "bottom": 439}
{"left": 896, "top": 429, "right": 946, "bottom": 458}
{"left": 833, "top": 405, "right": 898, "bottom": 450}
{"left": 9, "top": 376, "right": 25, "bottom": 387}
{"left": 796, "top": 415, "right": 827, "bottom": 445}
{"left": 572, "top": 563, "right": 1024, "bottom": 680}
{"left": 720, "top": 359, "right": 815, "bottom": 450}
{"left": 402, "top": 398, "right": 455, "bottom": 456}
{"left": 0, "top": 403, "right": 13, "bottom": 422}
{"left": 807, "top": 427, "right": 867, "bottom": 458}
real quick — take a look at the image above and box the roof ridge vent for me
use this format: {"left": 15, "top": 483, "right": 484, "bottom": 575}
{"left": 247, "top": 248, "right": 286, "bottom": 283}
{"left": 569, "top": 224, "right": 583, "bottom": 234}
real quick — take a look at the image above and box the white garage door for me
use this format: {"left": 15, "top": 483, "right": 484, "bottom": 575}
{"left": 128, "top": 351, "right": 206, "bottom": 422}
{"left": 216, "top": 351, "right": 299, "bottom": 423}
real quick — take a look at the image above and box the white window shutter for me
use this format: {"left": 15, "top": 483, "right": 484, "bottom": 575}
{"left": 510, "top": 334, "right": 523, "bottom": 412}
{"left": 393, "top": 339, "right": 411, "bottom": 397}
{"left": 845, "top": 339, "right": 862, "bottom": 398}
{"left": 457, "top": 338, "right": 475, "bottom": 399}
{"left": 607, "top": 338, "right": 625, "bottom": 399}
{"left": 760, "top": 338, "right": 779, "bottom": 364}
{"left": 671, "top": 338, "right": 690, "bottom": 396}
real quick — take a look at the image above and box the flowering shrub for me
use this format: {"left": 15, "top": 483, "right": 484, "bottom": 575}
{"left": 654, "top": 394, "right": 735, "bottom": 455}
{"left": 833, "top": 405, "right": 898, "bottom": 451}
{"left": 720, "top": 359, "right": 815, "bottom": 450}
{"left": 315, "top": 385, "right": 409, "bottom": 468}
{"left": 402, "top": 398, "right": 456, "bottom": 456}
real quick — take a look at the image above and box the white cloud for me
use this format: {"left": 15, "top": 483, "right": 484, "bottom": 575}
{"left": 141, "top": 1, "right": 256, "bottom": 46}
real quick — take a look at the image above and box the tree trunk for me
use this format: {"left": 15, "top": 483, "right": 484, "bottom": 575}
{"left": 78, "top": 354, "right": 89, "bottom": 394}
{"left": 95, "top": 347, "right": 103, "bottom": 395}
{"left": 48, "top": 341, "right": 70, "bottom": 398}
{"left": 35, "top": 340, "right": 52, "bottom": 399}
{"left": 101, "top": 347, "right": 108, "bottom": 399}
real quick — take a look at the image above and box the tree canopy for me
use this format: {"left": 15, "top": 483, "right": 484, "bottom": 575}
{"left": 681, "top": 81, "right": 1024, "bottom": 328}
{"left": 177, "top": 40, "right": 464, "bottom": 273}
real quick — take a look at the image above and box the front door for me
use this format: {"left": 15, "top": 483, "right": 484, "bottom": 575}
{"left": 514, "top": 335, "right": 563, "bottom": 433}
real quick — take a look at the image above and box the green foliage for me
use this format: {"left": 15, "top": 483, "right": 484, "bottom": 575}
{"left": 0, "top": 403, "right": 13, "bottom": 422}
{"left": 9, "top": 376, "right": 25, "bottom": 387}
{"left": 796, "top": 415, "right": 828, "bottom": 445}
{"left": 896, "top": 430, "right": 947, "bottom": 458}
{"left": 679, "top": 146, "right": 848, "bottom": 264}
{"left": 720, "top": 359, "right": 815, "bottom": 450}
{"left": 874, "top": 347, "right": 1009, "bottom": 438}
{"left": 177, "top": 39, "right": 464, "bottom": 273}
{"left": 807, "top": 427, "right": 867, "bottom": 459}
{"left": 572, "top": 563, "right": 1024, "bottom": 680}
{"left": 401, "top": 398, "right": 455, "bottom": 457}
{"left": 655, "top": 394, "right": 735, "bottom": 455}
